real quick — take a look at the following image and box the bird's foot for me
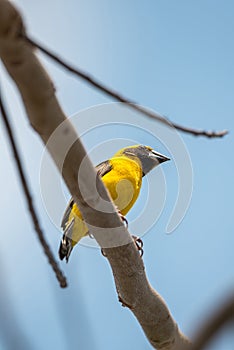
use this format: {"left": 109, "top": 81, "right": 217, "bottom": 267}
{"left": 100, "top": 210, "right": 128, "bottom": 258}
{"left": 117, "top": 210, "right": 128, "bottom": 228}
{"left": 88, "top": 232, "right": 94, "bottom": 239}
{"left": 132, "top": 235, "right": 144, "bottom": 257}
{"left": 101, "top": 248, "right": 107, "bottom": 257}
{"left": 101, "top": 236, "right": 143, "bottom": 258}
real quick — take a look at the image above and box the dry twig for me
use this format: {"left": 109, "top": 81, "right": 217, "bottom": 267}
{"left": 0, "top": 87, "right": 67, "bottom": 288}
{"left": 25, "top": 35, "right": 228, "bottom": 139}
{"left": 191, "top": 294, "right": 234, "bottom": 350}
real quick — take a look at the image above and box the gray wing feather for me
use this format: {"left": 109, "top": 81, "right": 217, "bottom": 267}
{"left": 96, "top": 160, "right": 112, "bottom": 177}
{"left": 61, "top": 160, "right": 112, "bottom": 229}
{"left": 61, "top": 198, "right": 74, "bottom": 229}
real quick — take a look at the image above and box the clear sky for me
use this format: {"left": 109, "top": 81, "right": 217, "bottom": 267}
{"left": 0, "top": 1, "right": 233, "bottom": 349}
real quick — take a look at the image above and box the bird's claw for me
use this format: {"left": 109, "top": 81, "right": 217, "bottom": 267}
{"left": 132, "top": 235, "right": 144, "bottom": 257}
{"left": 117, "top": 210, "right": 128, "bottom": 228}
{"left": 101, "top": 237, "right": 143, "bottom": 258}
{"left": 88, "top": 232, "right": 94, "bottom": 239}
{"left": 101, "top": 248, "right": 107, "bottom": 257}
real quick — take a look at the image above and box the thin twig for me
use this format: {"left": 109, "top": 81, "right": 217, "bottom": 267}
{"left": 25, "top": 35, "right": 228, "bottom": 139}
{"left": 191, "top": 294, "right": 234, "bottom": 350}
{"left": 0, "top": 87, "right": 67, "bottom": 288}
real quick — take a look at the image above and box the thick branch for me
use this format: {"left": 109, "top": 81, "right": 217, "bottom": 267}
{"left": 0, "top": 1, "right": 190, "bottom": 348}
{"left": 104, "top": 243, "right": 191, "bottom": 349}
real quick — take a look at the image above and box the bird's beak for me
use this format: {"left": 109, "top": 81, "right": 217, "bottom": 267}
{"left": 150, "top": 150, "right": 170, "bottom": 164}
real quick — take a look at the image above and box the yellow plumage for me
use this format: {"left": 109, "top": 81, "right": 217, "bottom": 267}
{"left": 59, "top": 145, "right": 169, "bottom": 262}
{"left": 69, "top": 156, "right": 142, "bottom": 245}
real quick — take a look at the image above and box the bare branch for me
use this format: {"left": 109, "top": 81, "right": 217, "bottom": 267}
{"left": 0, "top": 87, "right": 67, "bottom": 288}
{"left": 24, "top": 35, "right": 228, "bottom": 139}
{"left": 0, "top": 0, "right": 191, "bottom": 348}
{"left": 191, "top": 294, "right": 234, "bottom": 350}
{"left": 104, "top": 243, "right": 191, "bottom": 349}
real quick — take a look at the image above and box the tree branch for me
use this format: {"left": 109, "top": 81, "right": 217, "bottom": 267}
{"left": 24, "top": 35, "right": 228, "bottom": 139}
{"left": 0, "top": 0, "right": 190, "bottom": 348}
{"left": 0, "top": 84, "right": 67, "bottom": 289}
{"left": 191, "top": 294, "right": 234, "bottom": 350}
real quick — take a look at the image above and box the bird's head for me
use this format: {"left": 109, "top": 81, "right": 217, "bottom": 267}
{"left": 114, "top": 145, "right": 170, "bottom": 176}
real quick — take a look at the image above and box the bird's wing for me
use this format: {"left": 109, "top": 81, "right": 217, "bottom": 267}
{"left": 61, "top": 198, "right": 74, "bottom": 229}
{"left": 96, "top": 159, "right": 112, "bottom": 177}
{"left": 61, "top": 160, "right": 112, "bottom": 229}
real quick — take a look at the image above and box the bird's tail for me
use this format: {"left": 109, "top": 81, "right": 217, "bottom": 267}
{"left": 59, "top": 218, "right": 74, "bottom": 262}
{"left": 58, "top": 235, "right": 73, "bottom": 262}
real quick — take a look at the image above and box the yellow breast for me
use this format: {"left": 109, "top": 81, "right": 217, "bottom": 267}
{"left": 69, "top": 156, "right": 142, "bottom": 244}
{"left": 104, "top": 157, "right": 142, "bottom": 215}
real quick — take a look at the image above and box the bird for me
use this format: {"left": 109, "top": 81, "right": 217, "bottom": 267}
{"left": 59, "top": 145, "right": 170, "bottom": 262}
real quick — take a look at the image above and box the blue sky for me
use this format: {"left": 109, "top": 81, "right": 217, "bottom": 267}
{"left": 0, "top": 1, "right": 234, "bottom": 349}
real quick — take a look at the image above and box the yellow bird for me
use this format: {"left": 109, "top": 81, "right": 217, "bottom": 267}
{"left": 59, "top": 145, "right": 169, "bottom": 262}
